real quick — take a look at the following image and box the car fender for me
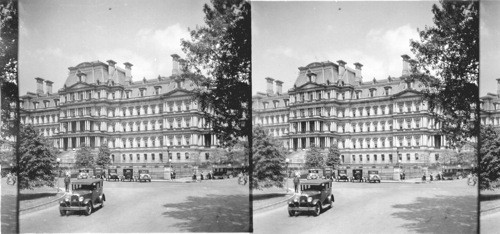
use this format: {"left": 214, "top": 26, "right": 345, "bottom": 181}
{"left": 100, "top": 194, "right": 106, "bottom": 202}
{"left": 83, "top": 198, "right": 92, "bottom": 205}
{"left": 331, "top": 195, "right": 335, "bottom": 202}
{"left": 312, "top": 199, "right": 320, "bottom": 206}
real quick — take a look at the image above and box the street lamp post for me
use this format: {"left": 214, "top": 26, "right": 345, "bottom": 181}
{"left": 56, "top": 158, "right": 61, "bottom": 192}
{"left": 285, "top": 158, "right": 290, "bottom": 193}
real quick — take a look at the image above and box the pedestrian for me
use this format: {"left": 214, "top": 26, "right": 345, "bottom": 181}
{"left": 200, "top": 172, "right": 204, "bottom": 181}
{"left": 430, "top": 173, "right": 434, "bottom": 182}
{"left": 192, "top": 172, "right": 197, "bottom": 182}
{"left": 243, "top": 173, "right": 248, "bottom": 185}
{"left": 422, "top": 174, "right": 426, "bottom": 182}
{"left": 64, "top": 174, "right": 71, "bottom": 192}
{"left": 173, "top": 171, "right": 176, "bottom": 180}
{"left": 293, "top": 174, "right": 300, "bottom": 193}
{"left": 402, "top": 172, "right": 406, "bottom": 181}
{"left": 400, "top": 173, "right": 403, "bottom": 180}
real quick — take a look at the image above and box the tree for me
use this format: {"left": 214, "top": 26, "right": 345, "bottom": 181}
{"left": 410, "top": 0, "right": 479, "bottom": 150}
{"left": 479, "top": 125, "right": 500, "bottom": 190}
{"left": 17, "top": 125, "right": 57, "bottom": 190}
{"left": 305, "top": 144, "right": 325, "bottom": 169}
{"left": 95, "top": 145, "right": 111, "bottom": 168}
{"left": 74, "top": 144, "right": 94, "bottom": 169}
{"left": 325, "top": 145, "right": 341, "bottom": 169}
{"left": 252, "top": 126, "right": 286, "bottom": 190}
{"left": 181, "top": 0, "right": 251, "bottom": 147}
{"left": 0, "top": 0, "right": 18, "bottom": 140}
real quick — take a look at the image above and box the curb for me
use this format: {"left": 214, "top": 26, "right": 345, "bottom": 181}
{"left": 481, "top": 205, "right": 500, "bottom": 215}
{"left": 254, "top": 188, "right": 295, "bottom": 214}
{"left": 20, "top": 188, "right": 66, "bottom": 216}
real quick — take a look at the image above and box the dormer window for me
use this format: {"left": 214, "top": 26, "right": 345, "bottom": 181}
{"left": 263, "top": 102, "right": 268, "bottom": 109}
{"left": 33, "top": 102, "right": 38, "bottom": 110}
{"left": 384, "top": 87, "right": 392, "bottom": 96}
{"left": 355, "top": 90, "right": 361, "bottom": 99}
{"left": 369, "top": 88, "right": 376, "bottom": 97}
{"left": 126, "top": 90, "right": 131, "bottom": 99}
{"left": 43, "top": 100, "right": 49, "bottom": 108}
{"left": 139, "top": 88, "right": 146, "bottom": 97}
{"left": 284, "top": 99, "right": 289, "bottom": 107}
{"left": 154, "top": 86, "right": 161, "bottom": 95}
{"left": 273, "top": 100, "right": 278, "bottom": 108}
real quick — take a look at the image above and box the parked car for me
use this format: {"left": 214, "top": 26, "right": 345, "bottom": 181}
{"left": 288, "top": 179, "right": 334, "bottom": 216}
{"left": 121, "top": 169, "right": 135, "bottom": 182}
{"left": 107, "top": 169, "right": 120, "bottom": 181}
{"left": 336, "top": 169, "right": 349, "bottom": 182}
{"left": 367, "top": 170, "right": 381, "bottom": 183}
{"left": 94, "top": 168, "right": 105, "bottom": 179}
{"left": 138, "top": 169, "right": 152, "bottom": 182}
{"left": 351, "top": 169, "right": 364, "bottom": 182}
{"left": 59, "top": 179, "right": 105, "bottom": 216}
{"left": 77, "top": 169, "right": 90, "bottom": 180}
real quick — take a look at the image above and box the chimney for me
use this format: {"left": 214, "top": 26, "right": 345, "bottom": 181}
{"left": 171, "top": 54, "right": 180, "bottom": 75}
{"left": 337, "top": 60, "right": 346, "bottom": 78}
{"left": 353, "top": 62, "right": 363, "bottom": 83}
{"left": 45, "top": 80, "right": 53, "bottom": 94}
{"left": 275, "top": 80, "right": 283, "bottom": 95}
{"left": 35, "top": 77, "right": 44, "bottom": 94}
{"left": 107, "top": 59, "right": 116, "bottom": 77}
{"left": 123, "top": 62, "right": 133, "bottom": 78}
{"left": 497, "top": 78, "right": 500, "bottom": 97}
{"left": 401, "top": 54, "right": 410, "bottom": 76}
{"left": 265, "top": 77, "right": 274, "bottom": 95}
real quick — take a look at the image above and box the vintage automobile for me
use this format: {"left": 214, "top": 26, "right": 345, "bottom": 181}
{"left": 307, "top": 169, "right": 322, "bottom": 180}
{"left": 336, "top": 169, "right": 349, "bottom": 182}
{"left": 121, "top": 169, "right": 135, "bottom": 182}
{"left": 59, "top": 179, "right": 105, "bottom": 216}
{"left": 367, "top": 170, "right": 381, "bottom": 183}
{"left": 288, "top": 179, "right": 334, "bottom": 216}
{"left": 77, "top": 169, "right": 90, "bottom": 180}
{"left": 138, "top": 169, "right": 152, "bottom": 182}
{"left": 94, "top": 168, "right": 105, "bottom": 179}
{"left": 351, "top": 169, "right": 364, "bottom": 182}
{"left": 107, "top": 169, "right": 120, "bottom": 181}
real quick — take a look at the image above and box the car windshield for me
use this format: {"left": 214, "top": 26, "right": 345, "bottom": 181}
{"left": 73, "top": 184, "right": 94, "bottom": 190}
{"left": 301, "top": 184, "right": 324, "bottom": 191}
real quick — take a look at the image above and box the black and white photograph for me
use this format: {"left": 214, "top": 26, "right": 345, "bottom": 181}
{"left": 10, "top": 0, "right": 251, "bottom": 233}
{"left": 252, "top": 1, "right": 478, "bottom": 233}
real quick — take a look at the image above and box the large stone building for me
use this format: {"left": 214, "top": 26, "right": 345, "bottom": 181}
{"left": 253, "top": 55, "right": 449, "bottom": 169}
{"left": 480, "top": 79, "right": 500, "bottom": 129}
{"left": 20, "top": 55, "right": 218, "bottom": 168}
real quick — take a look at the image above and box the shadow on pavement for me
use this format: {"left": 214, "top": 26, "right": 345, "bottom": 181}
{"left": 392, "top": 195, "right": 477, "bottom": 233}
{"left": 162, "top": 194, "right": 250, "bottom": 232}
{"left": 1, "top": 195, "right": 18, "bottom": 234}
{"left": 19, "top": 192, "right": 58, "bottom": 201}
{"left": 480, "top": 193, "right": 500, "bottom": 201}
{"left": 253, "top": 193, "right": 287, "bottom": 201}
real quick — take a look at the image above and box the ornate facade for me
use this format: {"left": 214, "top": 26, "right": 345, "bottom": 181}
{"left": 480, "top": 79, "right": 500, "bottom": 129}
{"left": 20, "top": 55, "right": 218, "bottom": 167}
{"left": 253, "top": 55, "right": 448, "bottom": 167}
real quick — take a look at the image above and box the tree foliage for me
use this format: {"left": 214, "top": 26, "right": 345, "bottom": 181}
{"left": 18, "top": 125, "right": 57, "bottom": 190}
{"left": 325, "top": 145, "right": 341, "bottom": 169}
{"left": 252, "top": 126, "right": 286, "bottom": 190}
{"left": 479, "top": 125, "right": 500, "bottom": 190}
{"left": 410, "top": 0, "right": 479, "bottom": 149}
{"left": 181, "top": 0, "right": 250, "bottom": 147}
{"left": 305, "top": 144, "right": 325, "bottom": 168}
{"left": 0, "top": 0, "right": 18, "bottom": 140}
{"left": 75, "top": 144, "right": 94, "bottom": 169}
{"left": 95, "top": 145, "right": 111, "bottom": 168}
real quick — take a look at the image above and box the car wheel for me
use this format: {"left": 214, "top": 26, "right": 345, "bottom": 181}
{"left": 85, "top": 203, "right": 92, "bottom": 216}
{"left": 313, "top": 203, "right": 321, "bottom": 216}
{"left": 60, "top": 210, "right": 66, "bottom": 216}
{"left": 288, "top": 210, "right": 297, "bottom": 217}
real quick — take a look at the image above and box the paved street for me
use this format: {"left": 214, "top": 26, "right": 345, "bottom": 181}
{"left": 20, "top": 178, "right": 250, "bottom": 233}
{"left": 1, "top": 178, "right": 18, "bottom": 234}
{"left": 481, "top": 211, "right": 500, "bottom": 234}
{"left": 255, "top": 180, "right": 477, "bottom": 234}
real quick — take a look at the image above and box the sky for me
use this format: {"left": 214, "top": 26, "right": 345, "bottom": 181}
{"left": 19, "top": 0, "right": 208, "bottom": 95}
{"left": 252, "top": 1, "right": 438, "bottom": 94}
{"left": 480, "top": 0, "right": 500, "bottom": 96}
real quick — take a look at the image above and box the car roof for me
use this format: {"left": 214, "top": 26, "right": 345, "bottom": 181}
{"left": 72, "top": 179, "right": 103, "bottom": 184}
{"left": 300, "top": 179, "right": 331, "bottom": 185}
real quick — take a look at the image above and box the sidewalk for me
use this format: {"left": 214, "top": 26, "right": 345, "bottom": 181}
{"left": 253, "top": 186, "right": 294, "bottom": 214}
